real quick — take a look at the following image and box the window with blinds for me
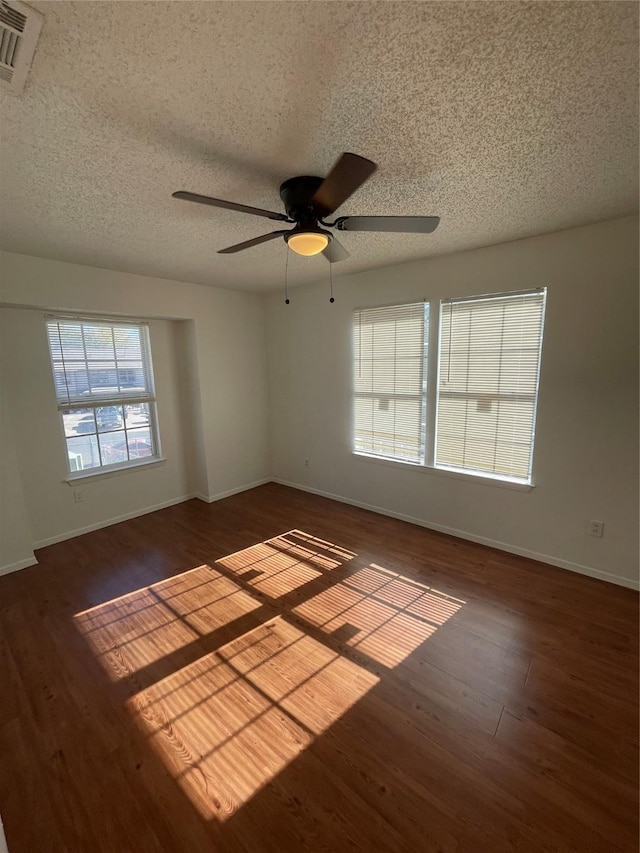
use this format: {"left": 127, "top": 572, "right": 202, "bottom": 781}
{"left": 435, "top": 289, "right": 546, "bottom": 483}
{"left": 353, "top": 302, "right": 428, "bottom": 463}
{"left": 46, "top": 317, "right": 160, "bottom": 475}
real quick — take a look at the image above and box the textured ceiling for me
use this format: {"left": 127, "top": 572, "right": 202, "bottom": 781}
{"left": 0, "top": 1, "right": 638, "bottom": 293}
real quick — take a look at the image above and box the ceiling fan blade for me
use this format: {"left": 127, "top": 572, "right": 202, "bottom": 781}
{"left": 218, "top": 231, "right": 289, "bottom": 254}
{"left": 335, "top": 215, "right": 440, "bottom": 234}
{"left": 173, "top": 191, "right": 288, "bottom": 222}
{"left": 311, "top": 153, "right": 377, "bottom": 218}
{"left": 322, "top": 236, "right": 350, "bottom": 263}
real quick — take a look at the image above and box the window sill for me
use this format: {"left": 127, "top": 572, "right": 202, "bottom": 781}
{"left": 64, "top": 457, "right": 166, "bottom": 484}
{"left": 352, "top": 452, "right": 534, "bottom": 492}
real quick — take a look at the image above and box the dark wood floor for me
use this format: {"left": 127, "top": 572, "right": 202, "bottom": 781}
{"left": 0, "top": 483, "right": 637, "bottom": 852}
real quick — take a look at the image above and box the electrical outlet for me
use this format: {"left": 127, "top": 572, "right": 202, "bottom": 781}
{"left": 73, "top": 488, "right": 85, "bottom": 504}
{"left": 589, "top": 520, "right": 604, "bottom": 538}
{"left": 304, "top": 459, "right": 310, "bottom": 468}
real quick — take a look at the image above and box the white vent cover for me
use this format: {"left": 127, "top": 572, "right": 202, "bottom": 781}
{"left": 0, "top": 0, "right": 42, "bottom": 94}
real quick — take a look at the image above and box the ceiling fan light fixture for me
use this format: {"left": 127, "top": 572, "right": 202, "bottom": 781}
{"left": 285, "top": 230, "right": 330, "bottom": 257}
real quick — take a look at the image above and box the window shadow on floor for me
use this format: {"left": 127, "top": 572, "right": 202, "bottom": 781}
{"left": 69, "top": 528, "right": 471, "bottom": 850}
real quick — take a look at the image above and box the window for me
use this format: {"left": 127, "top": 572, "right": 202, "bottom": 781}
{"left": 353, "top": 289, "right": 546, "bottom": 485}
{"left": 436, "top": 290, "right": 546, "bottom": 481}
{"left": 46, "top": 317, "right": 160, "bottom": 476}
{"left": 354, "top": 303, "right": 428, "bottom": 463}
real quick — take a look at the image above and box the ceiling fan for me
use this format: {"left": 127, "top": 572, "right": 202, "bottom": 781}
{"left": 172, "top": 152, "right": 440, "bottom": 262}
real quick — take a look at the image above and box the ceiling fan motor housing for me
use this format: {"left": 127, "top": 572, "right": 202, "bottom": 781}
{"left": 279, "top": 176, "right": 324, "bottom": 221}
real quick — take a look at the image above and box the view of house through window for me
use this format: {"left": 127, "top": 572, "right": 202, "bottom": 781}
{"left": 353, "top": 289, "right": 546, "bottom": 485}
{"left": 46, "top": 317, "right": 160, "bottom": 475}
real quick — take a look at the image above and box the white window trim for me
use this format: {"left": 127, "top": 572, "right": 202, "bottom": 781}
{"left": 353, "top": 300, "right": 428, "bottom": 465}
{"left": 46, "top": 315, "right": 162, "bottom": 477}
{"left": 64, "top": 456, "right": 167, "bottom": 484}
{"left": 351, "top": 451, "right": 534, "bottom": 492}
{"left": 352, "top": 288, "right": 545, "bottom": 488}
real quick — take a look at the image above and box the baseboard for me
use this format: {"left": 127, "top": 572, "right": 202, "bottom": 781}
{"left": 0, "top": 554, "right": 39, "bottom": 577}
{"left": 28, "top": 480, "right": 271, "bottom": 554}
{"left": 195, "top": 478, "right": 271, "bottom": 504}
{"left": 273, "top": 479, "right": 639, "bottom": 591}
{"left": 33, "top": 493, "right": 199, "bottom": 550}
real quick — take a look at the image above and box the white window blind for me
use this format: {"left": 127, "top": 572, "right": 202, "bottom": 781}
{"left": 435, "top": 289, "right": 546, "bottom": 483}
{"left": 354, "top": 302, "right": 428, "bottom": 463}
{"left": 46, "top": 318, "right": 155, "bottom": 409}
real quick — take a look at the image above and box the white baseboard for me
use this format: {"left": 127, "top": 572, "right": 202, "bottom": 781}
{"left": 30, "top": 480, "right": 272, "bottom": 552}
{"left": 195, "top": 478, "right": 271, "bottom": 504}
{"left": 32, "top": 493, "right": 199, "bottom": 550}
{"left": 0, "top": 554, "right": 38, "bottom": 577}
{"left": 19, "top": 477, "right": 638, "bottom": 591}
{"left": 273, "top": 478, "right": 640, "bottom": 591}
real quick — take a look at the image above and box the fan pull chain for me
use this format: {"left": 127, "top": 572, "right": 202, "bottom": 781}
{"left": 447, "top": 302, "right": 452, "bottom": 382}
{"left": 329, "top": 252, "right": 335, "bottom": 303}
{"left": 284, "top": 245, "right": 290, "bottom": 304}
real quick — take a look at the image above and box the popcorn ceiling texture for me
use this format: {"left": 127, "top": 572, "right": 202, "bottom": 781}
{"left": 0, "top": 1, "right": 637, "bottom": 292}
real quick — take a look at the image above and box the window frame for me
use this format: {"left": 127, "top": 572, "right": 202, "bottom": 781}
{"left": 353, "top": 301, "right": 429, "bottom": 464}
{"left": 45, "top": 315, "right": 162, "bottom": 480}
{"left": 352, "top": 288, "right": 546, "bottom": 488}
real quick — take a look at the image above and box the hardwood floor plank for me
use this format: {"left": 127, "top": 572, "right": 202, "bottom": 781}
{"left": 0, "top": 717, "right": 73, "bottom": 853}
{"left": 495, "top": 711, "right": 637, "bottom": 828}
{"left": 306, "top": 721, "right": 459, "bottom": 852}
{"left": 0, "top": 483, "right": 637, "bottom": 852}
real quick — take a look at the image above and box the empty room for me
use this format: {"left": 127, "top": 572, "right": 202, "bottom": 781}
{"left": 0, "top": 1, "right": 638, "bottom": 851}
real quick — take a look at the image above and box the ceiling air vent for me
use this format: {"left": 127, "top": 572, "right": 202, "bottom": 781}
{"left": 0, "top": 0, "right": 43, "bottom": 94}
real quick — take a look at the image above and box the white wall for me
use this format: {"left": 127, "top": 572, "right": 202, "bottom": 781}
{"left": 2, "top": 217, "right": 638, "bottom": 589}
{"left": 0, "top": 377, "right": 35, "bottom": 574}
{"left": 266, "top": 216, "right": 639, "bottom": 589}
{"left": 0, "top": 311, "right": 194, "bottom": 547}
{"left": 0, "top": 252, "right": 270, "bottom": 570}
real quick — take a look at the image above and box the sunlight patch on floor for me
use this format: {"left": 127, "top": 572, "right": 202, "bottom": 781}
{"left": 128, "top": 611, "right": 377, "bottom": 822}
{"left": 74, "top": 532, "right": 464, "bottom": 822}
{"left": 74, "top": 566, "right": 261, "bottom": 681}
{"left": 294, "top": 563, "right": 464, "bottom": 667}
{"left": 218, "top": 529, "right": 356, "bottom": 581}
